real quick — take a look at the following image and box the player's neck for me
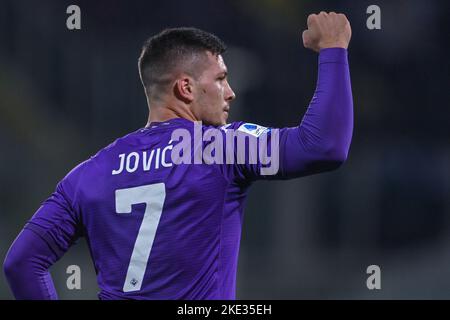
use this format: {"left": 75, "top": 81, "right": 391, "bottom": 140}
{"left": 146, "top": 103, "right": 198, "bottom": 127}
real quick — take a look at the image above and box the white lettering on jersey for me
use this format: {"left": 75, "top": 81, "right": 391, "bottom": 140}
{"left": 112, "top": 145, "right": 173, "bottom": 175}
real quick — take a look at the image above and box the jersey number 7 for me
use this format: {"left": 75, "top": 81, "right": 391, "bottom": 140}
{"left": 115, "top": 183, "right": 166, "bottom": 292}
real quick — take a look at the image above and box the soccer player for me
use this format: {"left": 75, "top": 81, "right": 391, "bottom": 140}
{"left": 4, "top": 12, "right": 353, "bottom": 299}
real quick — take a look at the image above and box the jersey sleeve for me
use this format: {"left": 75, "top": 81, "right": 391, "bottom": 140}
{"left": 3, "top": 228, "right": 59, "bottom": 299}
{"left": 24, "top": 161, "right": 87, "bottom": 256}
{"left": 221, "top": 48, "right": 353, "bottom": 183}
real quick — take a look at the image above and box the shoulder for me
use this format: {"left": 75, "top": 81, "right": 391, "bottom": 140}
{"left": 91, "top": 129, "right": 142, "bottom": 160}
{"left": 60, "top": 129, "right": 141, "bottom": 189}
{"left": 219, "top": 122, "right": 271, "bottom": 137}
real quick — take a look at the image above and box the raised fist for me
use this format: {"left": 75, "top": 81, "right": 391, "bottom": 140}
{"left": 302, "top": 12, "right": 352, "bottom": 52}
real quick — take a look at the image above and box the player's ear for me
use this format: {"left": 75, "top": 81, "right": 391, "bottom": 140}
{"left": 173, "top": 75, "right": 195, "bottom": 103}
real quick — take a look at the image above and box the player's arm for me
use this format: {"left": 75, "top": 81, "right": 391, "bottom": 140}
{"left": 279, "top": 12, "right": 353, "bottom": 178}
{"left": 3, "top": 164, "right": 85, "bottom": 299}
{"left": 3, "top": 228, "right": 59, "bottom": 299}
{"left": 229, "top": 12, "right": 353, "bottom": 181}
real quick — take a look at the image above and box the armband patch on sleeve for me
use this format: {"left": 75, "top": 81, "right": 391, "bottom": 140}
{"left": 237, "top": 123, "right": 269, "bottom": 137}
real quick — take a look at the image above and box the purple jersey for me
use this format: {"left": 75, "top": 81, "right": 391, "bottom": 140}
{"left": 4, "top": 48, "right": 353, "bottom": 300}
{"left": 26, "top": 119, "right": 277, "bottom": 299}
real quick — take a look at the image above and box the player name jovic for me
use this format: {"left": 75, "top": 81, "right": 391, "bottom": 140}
{"left": 112, "top": 145, "right": 173, "bottom": 175}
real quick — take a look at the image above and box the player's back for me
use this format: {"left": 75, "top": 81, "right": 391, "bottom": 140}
{"left": 75, "top": 119, "right": 234, "bottom": 299}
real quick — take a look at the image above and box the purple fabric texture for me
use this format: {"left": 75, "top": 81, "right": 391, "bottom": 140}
{"left": 4, "top": 48, "right": 353, "bottom": 300}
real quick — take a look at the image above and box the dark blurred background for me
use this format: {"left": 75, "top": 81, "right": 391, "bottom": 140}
{"left": 1, "top": 0, "right": 449, "bottom": 299}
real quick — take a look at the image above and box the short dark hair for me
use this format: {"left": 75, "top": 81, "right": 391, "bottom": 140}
{"left": 138, "top": 27, "right": 227, "bottom": 101}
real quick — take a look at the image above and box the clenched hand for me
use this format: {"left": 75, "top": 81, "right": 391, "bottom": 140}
{"left": 302, "top": 12, "right": 352, "bottom": 52}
